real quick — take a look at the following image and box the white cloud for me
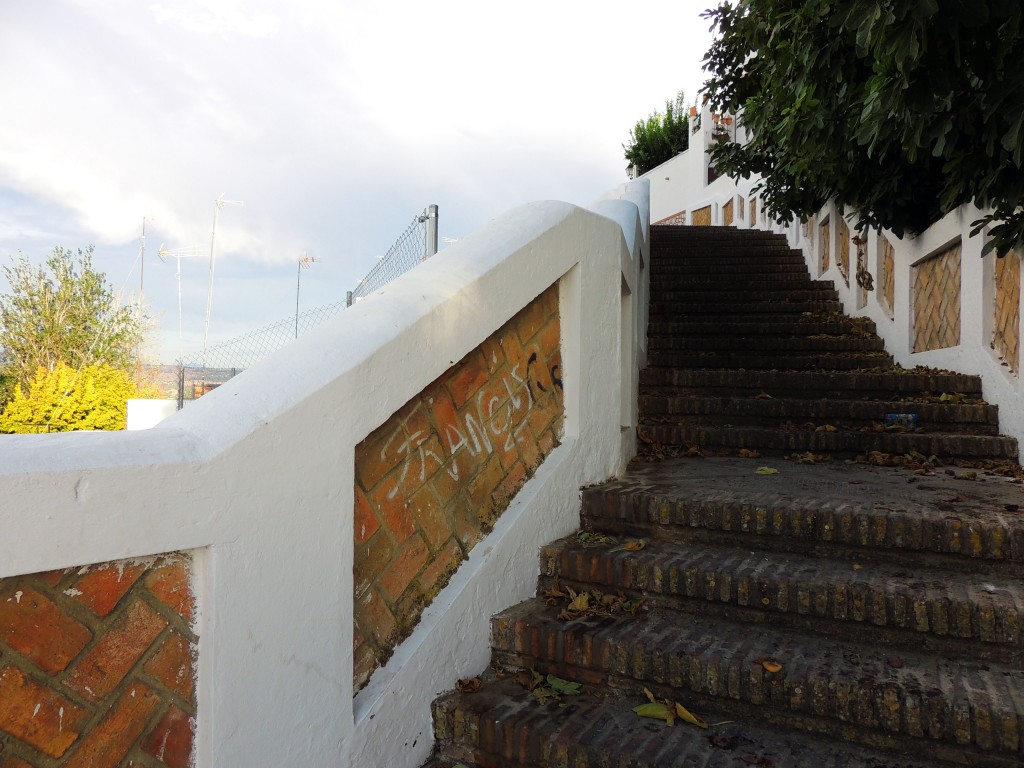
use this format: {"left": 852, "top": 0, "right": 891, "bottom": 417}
{"left": 0, "top": 0, "right": 715, "bottom": 361}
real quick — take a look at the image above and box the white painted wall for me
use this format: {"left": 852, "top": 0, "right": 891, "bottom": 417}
{"left": 126, "top": 398, "right": 178, "bottom": 430}
{"left": 644, "top": 107, "right": 1024, "bottom": 448}
{"left": 0, "top": 181, "right": 649, "bottom": 768}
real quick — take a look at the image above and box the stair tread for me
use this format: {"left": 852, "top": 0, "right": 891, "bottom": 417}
{"left": 433, "top": 676, "right": 953, "bottom": 768}
{"left": 637, "top": 423, "right": 1017, "bottom": 459}
{"left": 492, "top": 599, "right": 1024, "bottom": 755}
{"left": 539, "top": 535, "right": 1024, "bottom": 647}
{"left": 583, "top": 457, "right": 1024, "bottom": 561}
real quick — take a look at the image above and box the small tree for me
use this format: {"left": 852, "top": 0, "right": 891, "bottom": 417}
{"left": 0, "top": 363, "right": 136, "bottom": 433}
{"left": 702, "top": 0, "right": 1024, "bottom": 254}
{"left": 624, "top": 91, "right": 691, "bottom": 176}
{"left": 0, "top": 246, "right": 145, "bottom": 389}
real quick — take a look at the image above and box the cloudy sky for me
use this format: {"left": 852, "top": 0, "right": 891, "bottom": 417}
{"left": 0, "top": 1, "right": 715, "bottom": 363}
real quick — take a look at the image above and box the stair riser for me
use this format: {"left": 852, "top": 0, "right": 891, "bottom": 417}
{"left": 537, "top": 545, "right": 1023, "bottom": 656}
{"left": 648, "top": 337, "right": 886, "bottom": 352}
{"left": 490, "top": 606, "right": 1024, "bottom": 762}
{"left": 648, "top": 320, "right": 877, "bottom": 336}
{"left": 637, "top": 424, "right": 1018, "bottom": 460}
{"left": 646, "top": 352, "right": 894, "bottom": 371}
{"left": 580, "top": 488, "right": 1024, "bottom": 574}
{"left": 639, "top": 370, "right": 985, "bottom": 396}
{"left": 641, "top": 397, "right": 1000, "bottom": 430}
{"left": 651, "top": 290, "right": 840, "bottom": 303}
{"left": 649, "top": 301, "right": 844, "bottom": 315}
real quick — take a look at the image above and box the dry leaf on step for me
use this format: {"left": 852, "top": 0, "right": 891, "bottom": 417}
{"left": 610, "top": 539, "right": 647, "bottom": 552}
{"left": 755, "top": 467, "right": 779, "bottom": 475}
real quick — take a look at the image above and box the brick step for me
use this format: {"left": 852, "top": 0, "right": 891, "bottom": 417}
{"left": 646, "top": 350, "right": 894, "bottom": 371}
{"left": 647, "top": 335, "right": 886, "bottom": 353}
{"left": 648, "top": 299, "right": 843, "bottom": 316}
{"left": 537, "top": 536, "right": 1024, "bottom": 662}
{"left": 636, "top": 423, "right": 1018, "bottom": 460}
{"left": 652, "top": 275, "right": 826, "bottom": 290}
{"left": 640, "top": 396, "right": 1000, "bottom": 433}
{"left": 651, "top": 288, "right": 840, "bottom": 303}
{"left": 650, "top": 251, "right": 807, "bottom": 265}
{"left": 651, "top": 262, "right": 810, "bottom": 275}
{"left": 581, "top": 458, "right": 1024, "bottom": 574}
{"left": 648, "top": 318, "right": 877, "bottom": 337}
{"left": 639, "top": 368, "right": 985, "bottom": 399}
{"left": 490, "top": 600, "right": 1024, "bottom": 766}
{"left": 429, "top": 676, "right": 954, "bottom": 768}
{"left": 650, "top": 227, "right": 788, "bottom": 239}
{"left": 651, "top": 225, "right": 787, "bottom": 240}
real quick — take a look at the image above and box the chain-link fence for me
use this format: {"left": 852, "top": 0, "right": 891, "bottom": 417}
{"left": 347, "top": 205, "right": 437, "bottom": 305}
{"left": 177, "top": 206, "right": 438, "bottom": 404}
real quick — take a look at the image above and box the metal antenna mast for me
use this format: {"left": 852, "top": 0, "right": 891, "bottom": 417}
{"left": 203, "top": 194, "right": 244, "bottom": 365}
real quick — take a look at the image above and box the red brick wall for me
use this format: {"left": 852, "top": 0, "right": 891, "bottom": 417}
{"left": 353, "top": 283, "right": 563, "bottom": 692}
{"left": 0, "top": 555, "right": 196, "bottom": 768}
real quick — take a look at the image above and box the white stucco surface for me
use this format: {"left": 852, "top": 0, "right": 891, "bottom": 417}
{"left": 0, "top": 181, "right": 650, "bottom": 768}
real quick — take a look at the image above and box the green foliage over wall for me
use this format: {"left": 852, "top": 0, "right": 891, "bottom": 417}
{"left": 0, "top": 246, "right": 145, "bottom": 389}
{"left": 702, "top": 0, "right": 1024, "bottom": 255}
{"left": 0, "top": 363, "right": 136, "bottom": 433}
{"left": 623, "top": 91, "right": 691, "bottom": 176}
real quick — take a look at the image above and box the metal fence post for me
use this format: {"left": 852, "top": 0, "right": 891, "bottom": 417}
{"left": 346, "top": 290, "right": 354, "bottom": 307}
{"left": 423, "top": 204, "right": 438, "bottom": 260}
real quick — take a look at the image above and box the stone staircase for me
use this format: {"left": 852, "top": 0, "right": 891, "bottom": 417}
{"left": 421, "top": 225, "right": 1024, "bottom": 768}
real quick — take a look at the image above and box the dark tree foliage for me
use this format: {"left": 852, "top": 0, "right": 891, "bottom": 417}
{"left": 624, "top": 91, "right": 691, "bottom": 176}
{"left": 702, "top": 0, "right": 1024, "bottom": 254}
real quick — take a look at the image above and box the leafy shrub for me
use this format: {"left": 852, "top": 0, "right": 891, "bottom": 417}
{"left": 624, "top": 91, "right": 691, "bottom": 176}
{"left": 0, "top": 363, "right": 137, "bottom": 433}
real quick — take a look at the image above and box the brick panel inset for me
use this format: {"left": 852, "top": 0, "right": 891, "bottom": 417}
{"left": 653, "top": 211, "right": 686, "bottom": 225}
{"left": 749, "top": 197, "right": 757, "bottom": 224}
{"left": 879, "top": 235, "right": 896, "bottom": 319}
{"left": 723, "top": 199, "right": 734, "bottom": 226}
{"left": 993, "top": 249, "right": 1020, "bottom": 375}
{"left": 819, "top": 218, "right": 830, "bottom": 274}
{"left": 691, "top": 206, "right": 712, "bottom": 226}
{"left": 837, "top": 217, "right": 851, "bottom": 285}
{"left": 353, "top": 284, "right": 563, "bottom": 692}
{"left": 0, "top": 555, "right": 196, "bottom": 767}
{"left": 913, "top": 241, "right": 962, "bottom": 352}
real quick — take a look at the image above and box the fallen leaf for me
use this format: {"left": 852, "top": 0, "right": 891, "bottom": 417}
{"left": 546, "top": 675, "right": 582, "bottom": 695}
{"left": 755, "top": 467, "right": 779, "bottom": 475}
{"left": 634, "top": 701, "right": 675, "bottom": 726}
{"left": 611, "top": 539, "right": 647, "bottom": 552}
{"left": 761, "top": 660, "right": 783, "bottom": 673}
{"left": 852, "top": 563, "right": 862, "bottom": 572}
{"left": 567, "top": 590, "right": 591, "bottom": 612}
{"left": 515, "top": 669, "right": 543, "bottom": 691}
{"left": 457, "top": 677, "right": 482, "bottom": 693}
{"left": 739, "top": 448, "right": 762, "bottom": 458}
{"left": 815, "top": 424, "right": 838, "bottom": 432}
{"left": 675, "top": 701, "right": 709, "bottom": 729}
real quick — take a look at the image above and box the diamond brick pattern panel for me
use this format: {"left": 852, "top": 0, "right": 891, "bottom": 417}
{"left": 993, "top": 249, "right": 1020, "bottom": 375}
{"left": 723, "top": 199, "right": 734, "bottom": 226}
{"left": 819, "top": 219, "right": 830, "bottom": 274}
{"left": 353, "top": 283, "right": 563, "bottom": 693}
{"left": 691, "top": 206, "right": 712, "bottom": 226}
{"left": 0, "top": 555, "right": 196, "bottom": 768}
{"left": 837, "top": 216, "right": 850, "bottom": 284}
{"left": 653, "top": 210, "right": 686, "bottom": 225}
{"left": 856, "top": 239, "right": 868, "bottom": 309}
{"left": 749, "top": 197, "right": 757, "bottom": 224}
{"left": 913, "top": 241, "right": 962, "bottom": 352}
{"left": 879, "top": 234, "right": 896, "bottom": 319}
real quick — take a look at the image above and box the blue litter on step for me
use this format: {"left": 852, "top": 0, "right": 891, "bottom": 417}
{"left": 884, "top": 413, "right": 919, "bottom": 429}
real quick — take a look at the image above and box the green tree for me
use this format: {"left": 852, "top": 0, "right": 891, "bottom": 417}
{"left": 0, "top": 362, "right": 136, "bottom": 433}
{"left": 0, "top": 246, "right": 145, "bottom": 389}
{"left": 624, "top": 91, "right": 691, "bottom": 176}
{"left": 701, "top": 0, "right": 1024, "bottom": 254}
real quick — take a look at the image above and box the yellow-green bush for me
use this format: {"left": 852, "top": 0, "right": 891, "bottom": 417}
{"left": 0, "top": 363, "right": 137, "bottom": 433}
